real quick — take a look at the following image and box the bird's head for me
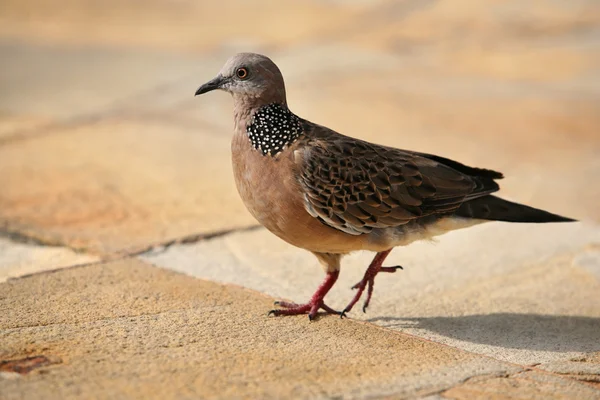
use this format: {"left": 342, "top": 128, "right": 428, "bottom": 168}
{"left": 195, "top": 53, "right": 287, "bottom": 107}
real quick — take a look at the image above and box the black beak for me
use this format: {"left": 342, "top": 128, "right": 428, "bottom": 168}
{"left": 195, "top": 75, "right": 224, "bottom": 96}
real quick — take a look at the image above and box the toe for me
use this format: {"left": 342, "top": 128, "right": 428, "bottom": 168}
{"left": 380, "top": 265, "right": 403, "bottom": 273}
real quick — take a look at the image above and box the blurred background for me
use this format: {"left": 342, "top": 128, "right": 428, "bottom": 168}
{"left": 0, "top": 0, "right": 598, "bottom": 256}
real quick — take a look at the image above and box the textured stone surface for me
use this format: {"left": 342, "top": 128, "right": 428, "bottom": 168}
{"left": 0, "top": 114, "right": 52, "bottom": 141}
{"left": 1, "top": 0, "right": 599, "bottom": 398}
{"left": 0, "top": 42, "right": 208, "bottom": 119}
{"left": 0, "top": 40, "right": 221, "bottom": 146}
{"left": 0, "top": 0, "right": 358, "bottom": 52}
{"left": 0, "top": 237, "right": 98, "bottom": 282}
{"left": 0, "top": 259, "right": 519, "bottom": 400}
{"left": 144, "top": 222, "right": 600, "bottom": 365}
{"left": 442, "top": 370, "right": 600, "bottom": 400}
{"left": 0, "top": 117, "right": 256, "bottom": 255}
{"left": 537, "top": 352, "right": 600, "bottom": 387}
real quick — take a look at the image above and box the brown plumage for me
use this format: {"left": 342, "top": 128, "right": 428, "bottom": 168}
{"left": 195, "top": 53, "right": 575, "bottom": 320}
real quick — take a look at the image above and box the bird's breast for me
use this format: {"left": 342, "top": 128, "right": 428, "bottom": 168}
{"left": 230, "top": 131, "right": 366, "bottom": 254}
{"left": 231, "top": 131, "right": 294, "bottom": 226}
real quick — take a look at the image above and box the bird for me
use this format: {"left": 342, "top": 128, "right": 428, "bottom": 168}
{"left": 195, "top": 53, "right": 575, "bottom": 321}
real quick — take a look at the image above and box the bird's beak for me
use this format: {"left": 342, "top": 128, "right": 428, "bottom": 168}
{"left": 195, "top": 75, "right": 224, "bottom": 96}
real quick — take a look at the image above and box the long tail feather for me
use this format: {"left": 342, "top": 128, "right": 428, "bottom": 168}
{"left": 455, "top": 195, "right": 576, "bottom": 223}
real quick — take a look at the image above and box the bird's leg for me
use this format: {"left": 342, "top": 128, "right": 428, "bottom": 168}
{"left": 269, "top": 270, "right": 341, "bottom": 320}
{"left": 342, "top": 249, "right": 394, "bottom": 317}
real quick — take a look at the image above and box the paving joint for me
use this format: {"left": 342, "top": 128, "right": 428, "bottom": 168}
{"left": 431, "top": 367, "right": 600, "bottom": 398}
{"left": 1, "top": 224, "right": 263, "bottom": 282}
{"left": 0, "top": 228, "right": 58, "bottom": 248}
{"left": 418, "top": 370, "right": 513, "bottom": 399}
{"left": 106, "top": 224, "right": 263, "bottom": 261}
{"left": 528, "top": 364, "right": 600, "bottom": 390}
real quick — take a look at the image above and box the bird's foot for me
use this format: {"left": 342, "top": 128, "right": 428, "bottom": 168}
{"left": 268, "top": 270, "right": 341, "bottom": 321}
{"left": 341, "top": 250, "right": 396, "bottom": 318}
{"left": 341, "top": 278, "right": 373, "bottom": 318}
{"left": 269, "top": 300, "right": 341, "bottom": 321}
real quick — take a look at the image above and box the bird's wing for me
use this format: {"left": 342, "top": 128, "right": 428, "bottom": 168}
{"left": 295, "top": 135, "right": 500, "bottom": 235}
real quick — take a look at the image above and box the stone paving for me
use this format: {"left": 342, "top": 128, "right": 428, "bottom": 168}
{"left": 1, "top": 1, "right": 599, "bottom": 399}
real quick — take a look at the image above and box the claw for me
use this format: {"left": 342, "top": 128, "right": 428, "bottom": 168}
{"left": 380, "top": 265, "right": 403, "bottom": 273}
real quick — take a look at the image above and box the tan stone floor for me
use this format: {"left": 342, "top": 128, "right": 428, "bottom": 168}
{"left": 1, "top": 1, "right": 599, "bottom": 399}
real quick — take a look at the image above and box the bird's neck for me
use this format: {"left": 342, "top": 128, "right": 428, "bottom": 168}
{"left": 232, "top": 87, "right": 287, "bottom": 129}
{"left": 238, "top": 103, "right": 304, "bottom": 157}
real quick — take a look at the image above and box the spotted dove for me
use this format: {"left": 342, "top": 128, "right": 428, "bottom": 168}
{"left": 195, "top": 53, "right": 575, "bottom": 320}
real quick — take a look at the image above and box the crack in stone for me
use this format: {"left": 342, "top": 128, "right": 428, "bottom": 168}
{"left": 0, "top": 229, "right": 56, "bottom": 247}
{"left": 409, "top": 370, "right": 515, "bottom": 399}
{"left": 434, "top": 366, "right": 600, "bottom": 397}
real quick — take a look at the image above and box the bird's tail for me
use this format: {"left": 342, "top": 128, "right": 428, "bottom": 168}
{"left": 455, "top": 195, "right": 576, "bottom": 223}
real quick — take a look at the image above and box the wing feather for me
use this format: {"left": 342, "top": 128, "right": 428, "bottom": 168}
{"left": 296, "top": 134, "right": 500, "bottom": 235}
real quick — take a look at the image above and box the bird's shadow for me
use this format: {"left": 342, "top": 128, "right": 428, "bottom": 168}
{"left": 368, "top": 313, "right": 600, "bottom": 353}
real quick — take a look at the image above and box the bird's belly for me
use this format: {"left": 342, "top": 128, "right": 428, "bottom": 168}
{"left": 233, "top": 167, "right": 362, "bottom": 253}
{"left": 365, "top": 215, "right": 487, "bottom": 250}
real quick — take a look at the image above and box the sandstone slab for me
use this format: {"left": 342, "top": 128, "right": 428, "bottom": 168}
{"left": 537, "top": 352, "right": 600, "bottom": 387}
{"left": 0, "top": 259, "right": 519, "bottom": 399}
{"left": 143, "top": 221, "right": 600, "bottom": 365}
{"left": 0, "top": 0, "right": 598, "bottom": 398}
{"left": 0, "top": 41, "right": 213, "bottom": 121}
{"left": 0, "top": 236, "right": 98, "bottom": 283}
{"left": 0, "top": 114, "right": 52, "bottom": 142}
{"left": 0, "top": 0, "right": 359, "bottom": 52}
{"left": 442, "top": 370, "right": 600, "bottom": 400}
{"left": 0, "top": 117, "right": 256, "bottom": 255}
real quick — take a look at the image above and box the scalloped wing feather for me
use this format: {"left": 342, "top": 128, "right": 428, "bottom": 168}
{"left": 296, "top": 135, "right": 500, "bottom": 235}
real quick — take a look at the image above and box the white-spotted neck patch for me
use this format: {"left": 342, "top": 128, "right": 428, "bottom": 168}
{"left": 246, "top": 103, "right": 303, "bottom": 156}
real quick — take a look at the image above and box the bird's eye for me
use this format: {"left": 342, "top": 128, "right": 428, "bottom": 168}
{"left": 236, "top": 67, "right": 249, "bottom": 80}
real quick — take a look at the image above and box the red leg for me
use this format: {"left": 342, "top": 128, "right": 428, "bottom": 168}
{"left": 342, "top": 249, "right": 397, "bottom": 317}
{"left": 269, "top": 270, "right": 341, "bottom": 320}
